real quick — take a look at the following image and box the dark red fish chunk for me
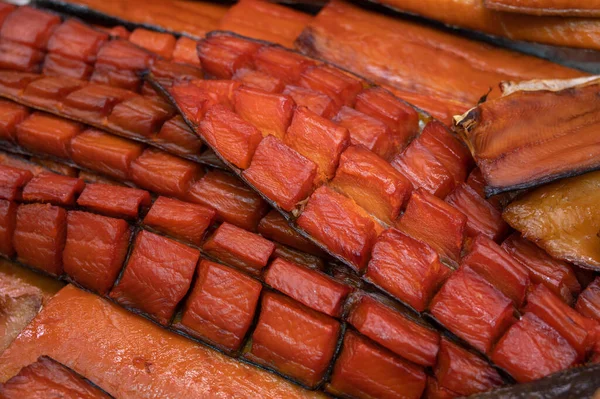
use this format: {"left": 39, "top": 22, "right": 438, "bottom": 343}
{"left": 265, "top": 258, "right": 351, "bottom": 317}
{"left": 180, "top": 260, "right": 261, "bottom": 351}
{"left": 576, "top": 277, "right": 600, "bottom": 321}
{"left": 298, "top": 186, "right": 378, "bottom": 271}
{"left": 154, "top": 115, "right": 203, "bottom": 157}
{"left": 424, "top": 377, "right": 459, "bottom": 399}
{"left": 446, "top": 183, "right": 508, "bottom": 242}
{"left": 246, "top": 292, "right": 340, "bottom": 387}
{"left": 258, "top": 210, "right": 323, "bottom": 255}
{"left": 502, "top": 233, "right": 580, "bottom": 304}
{"left": 77, "top": 183, "right": 150, "bottom": 219}
{"left": 14, "top": 203, "right": 66, "bottom": 275}
{"left": 285, "top": 106, "right": 349, "bottom": 182}
{"left": 110, "top": 230, "right": 199, "bottom": 324}
{"left": 0, "top": 164, "right": 33, "bottom": 201}
{"left": 0, "top": 71, "right": 40, "bottom": 97}
{"left": 190, "top": 79, "right": 241, "bottom": 109}
{"left": 0, "top": 3, "right": 15, "bottom": 27}
{"left": 129, "top": 28, "right": 176, "bottom": 59}
{"left": 462, "top": 235, "right": 530, "bottom": 307}
{"left": 203, "top": 222, "right": 275, "bottom": 274}
{"left": 22, "top": 173, "right": 84, "bottom": 206}
{"left": 16, "top": 112, "right": 82, "bottom": 158}
{"left": 0, "top": 39, "right": 44, "bottom": 72}
{"left": 70, "top": 129, "right": 144, "bottom": 180}
{"left": 435, "top": 338, "right": 503, "bottom": 396}
{"left": 331, "top": 145, "right": 411, "bottom": 224}
{"left": 233, "top": 68, "right": 284, "bottom": 93}
{"left": 416, "top": 121, "right": 473, "bottom": 185}
{"left": 392, "top": 140, "right": 455, "bottom": 198}
{"left": 233, "top": 87, "right": 295, "bottom": 139}
{"left": 491, "top": 312, "right": 578, "bottom": 382}
{"left": 0, "top": 7, "right": 60, "bottom": 49}
{"left": 108, "top": 96, "right": 173, "bottom": 138}
{"left": 398, "top": 189, "right": 467, "bottom": 265}
{"left": 187, "top": 170, "right": 268, "bottom": 231}
{"left": 200, "top": 104, "right": 263, "bottom": 169}
{"left": 94, "top": 39, "right": 154, "bottom": 72}
{"left": 62, "top": 84, "right": 136, "bottom": 122}
{"left": 525, "top": 284, "right": 597, "bottom": 359}
{"left": 299, "top": 65, "right": 362, "bottom": 108}
{"left": 148, "top": 59, "right": 203, "bottom": 88}
{"left": 0, "top": 356, "right": 112, "bottom": 399}
{"left": 63, "top": 211, "right": 130, "bottom": 295}
{"left": 348, "top": 295, "right": 440, "bottom": 366}
{"left": 355, "top": 88, "right": 419, "bottom": 149}
{"left": 329, "top": 331, "right": 427, "bottom": 399}
{"left": 0, "top": 99, "right": 28, "bottom": 141}
{"left": 366, "top": 228, "right": 449, "bottom": 311}
{"left": 0, "top": 200, "right": 16, "bottom": 256}
{"left": 90, "top": 68, "right": 141, "bottom": 92}
{"left": 42, "top": 53, "right": 93, "bottom": 80}
{"left": 47, "top": 19, "right": 108, "bottom": 63}
{"left": 282, "top": 85, "right": 337, "bottom": 118}
{"left": 130, "top": 149, "right": 203, "bottom": 198}
{"left": 243, "top": 135, "right": 316, "bottom": 212}
{"left": 22, "top": 76, "right": 83, "bottom": 108}
{"left": 168, "top": 82, "right": 214, "bottom": 125}
{"left": 429, "top": 266, "right": 515, "bottom": 354}
{"left": 172, "top": 36, "right": 200, "bottom": 65}
{"left": 197, "top": 34, "right": 260, "bottom": 78}
{"left": 143, "top": 196, "right": 216, "bottom": 246}
{"left": 333, "top": 106, "right": 396, "bottom": 160}
{"left": 253, "top": 46, "right": 314, "bottom": 84}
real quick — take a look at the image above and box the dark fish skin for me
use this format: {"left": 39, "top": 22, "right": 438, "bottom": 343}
{"left": 468, "top": 363, "right": 600, "bottom": 399}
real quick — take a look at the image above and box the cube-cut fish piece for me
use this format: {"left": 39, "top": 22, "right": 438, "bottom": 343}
{"left": 434, "top": 338, "right": 503, "bottom": 396}
{"left": 14, "top": 203, "right": 67, "bottom": 275}
{"left": 130, "top": 149, "right": 203, "bottom": 197}
{"left": 22, "top": 173, "right": 85, "bottom": 206}
{"left": 63, "top": 211, "right": 130, "bottom": 295}
{"left": 491, "top": 313, "right": 578, "bottom": 383}
{"left": 348, "top": 295, "right": 440, "bottom": 366}
{"left": 398, "top": 189, "right": 467, "bottom": 265}
{"left": 180, "top": 260, "right": 261, "bottom": 351}
{"left": 246, "top": 292, "right": 340, "bottom": 387}
{"left": 16, "top": 112, "right": 83, "bottom": 159}
{"left": 333, "top": 106, "right": 396, "bottom": 160}
{"left": 429, "top": 266, "right": 515, "bottom": 354}
{"left": 366, "top": 228, "right": 450, "bottom": 311}
{"left": 285, "top": 106, "right": 349, "bottom": 182}
{"left": 331, "top": 145, "right": 411, "bottom": 224}
{"left": 283, "top": 85, "right": 337, "bottom": 118}
{"left": 143, "top": 196, "right": 215, "bottom": 246}
{"left": 110, "top": 230, "right": 199, "bottom": 325}
{"left": 243, "top": 135, "right": 316, "bottom": 212}
{"left": 253, "top": 46, "right": 314, "bottom": 84}
{"left": 47, "top": 19, "right": 108, "bottom": 63}
{"left": 299, "top": 65, "right": 362, "bottom": 108}
{"left": 77, "top": 183, "right": 151, "bottom": 219}
{"left": 502, "top": 233, "right": 580, "bottom": 304}
{"left": 233, "top": 87, "right": 294, "bottom": 139}
{"left": 329, "top": 331, "right": 427, "bottom": 399}
{"left": 203, "top": 222, "right": 275, "bottom": 273}
{"left": 298, "top": 186, "right": 378, "bottom": 271}
{"left": 187, "top": 170, "right": 268, "bottom": 231}
{"left": 265, "top": 257, "right": 351, "bottom": 317}
{"left": 200, "top": 104, "right": 263, "bottom": 169}
{"left": 446, "top": 183, "right": 509, "bottom": 242}
{"left": 70, "top": 129, "right": 144, "bottom": 181}
{"left": 461, "top": 235, "right": 530, "bottom": 307}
